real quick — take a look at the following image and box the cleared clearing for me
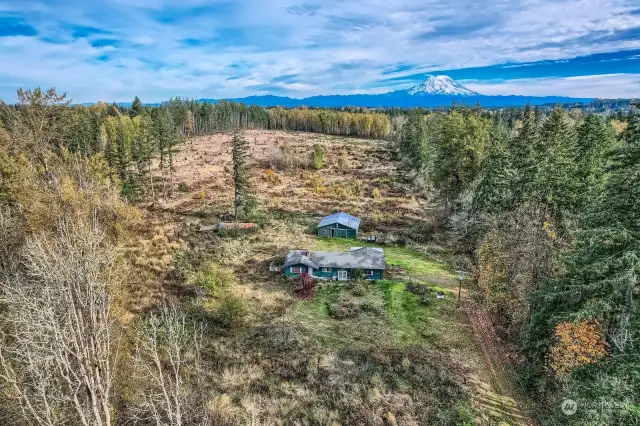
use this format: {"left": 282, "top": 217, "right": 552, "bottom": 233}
{"left": 131, "top": 130, "right": 532, "bottom": 425}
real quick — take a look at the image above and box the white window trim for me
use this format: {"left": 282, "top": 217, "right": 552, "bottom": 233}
{"left": 321, "top": 267, "right": 332, "bottom": 272}
{"left": 291, "top": 266, "right": 305, "bottom": 274}
{"left": 337, "top": 270, "right": 348, "bottom": 280}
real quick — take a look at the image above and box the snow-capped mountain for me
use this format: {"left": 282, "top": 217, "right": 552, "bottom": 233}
{"left": 189, "top": 74, "right": 594, "bottom": 108}
{"left": 406, "top": 75, "right": 480, "bottom": 96}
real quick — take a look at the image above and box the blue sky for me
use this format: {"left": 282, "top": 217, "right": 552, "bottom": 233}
{"left": 0, "top": 0, "right": 639, "bottom": 102}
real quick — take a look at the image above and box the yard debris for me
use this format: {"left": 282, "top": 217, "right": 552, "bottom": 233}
{"left": 217, "top": 222, "right": 258, "bottom": 230}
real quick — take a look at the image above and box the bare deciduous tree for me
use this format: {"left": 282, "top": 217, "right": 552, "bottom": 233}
{"left": 0, "top": 207, "right": 24, "bottom": 277}
{"left": 131, "top": 303, "right": 209, "bottom": 426}
{"left": 0, "top": 218, "right": 117, "bottom": 426}
{"left": 0, "top": 88, "right": 70, "bottom": 171}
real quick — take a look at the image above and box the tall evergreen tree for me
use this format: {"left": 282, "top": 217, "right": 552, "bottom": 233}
{"left": 473, "top": 126, "right": 515, "bottom": 215}
{"left": 152, "top": 108, "right": 178, "bottom": 200}
{"left": 574, "top": 114, "right": 616, "bottom": 208}
{"left": 230, "top": 129, "right": 253, "bottom": 220}
{"left": 433, "top": 109, "right": 490, "bottom": 206}
{"left": 131, "top": 96, "right": 143, "bottom": 117}
{"left": 508, "top": 105, "right": 539, "bottom": 205}
{"left": 398, "top": 110, "right": 429, "bottom": 174}
{"left": 534, "top": 106, "right": 578, "bottom": 220}
{"left": 132, "top": 115, "right": 156, "bottom": 201}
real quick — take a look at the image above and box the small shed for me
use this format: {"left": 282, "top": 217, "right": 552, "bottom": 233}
{"left": 316, "top": 212, "right": 360, "bottom": 239}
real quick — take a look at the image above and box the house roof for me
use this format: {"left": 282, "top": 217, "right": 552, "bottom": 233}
{"left": 284, "top": 247, "right": 385, "bottom": 270}
{"left": 284, "top": 250, "right": 320, "bottom": 269}
{"left": 317, "top": 212, "right": 360, "bottom": 231}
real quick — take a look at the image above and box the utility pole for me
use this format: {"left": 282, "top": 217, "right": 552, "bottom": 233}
{"left": 455, "top": 270, "right": 467, "bottom": 308}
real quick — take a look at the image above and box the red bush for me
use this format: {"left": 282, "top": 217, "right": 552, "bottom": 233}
{"left": 293, "top": 273, "right": 316, "bottom": 299}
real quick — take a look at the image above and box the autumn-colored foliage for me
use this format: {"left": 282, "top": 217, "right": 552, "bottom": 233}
{"left": 262, "top": 168, "right": 281, "bottom": 185}
{"left": 549, "top": 320, "right": 608, "bottom": 377}
{"left": 293, "top": 273, "right": 316, "bottom": 299}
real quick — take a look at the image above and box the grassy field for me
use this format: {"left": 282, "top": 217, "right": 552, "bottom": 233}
{"left": 132, "top": 130, "right": 530, "bottom": 425}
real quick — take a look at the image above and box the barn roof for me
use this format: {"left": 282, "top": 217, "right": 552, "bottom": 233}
{"left": 284, "top": 247, "right": 385, "bottom": 270}
{"left": 317, "top": 212, "right": 360, "bottom": 231}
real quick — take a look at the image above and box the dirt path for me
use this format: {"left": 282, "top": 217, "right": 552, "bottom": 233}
{"left": 465, "top": 299, "right": 535, "bottom": 426}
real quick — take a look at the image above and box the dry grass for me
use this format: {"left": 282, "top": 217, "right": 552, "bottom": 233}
{"left": 150, "top": 130, "right": 423, "bottom": 222}
{"left": 130, "top": 130, "right": 527, "bottom": 425}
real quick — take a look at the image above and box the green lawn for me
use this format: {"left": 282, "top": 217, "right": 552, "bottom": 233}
{"left": 292, "top": 280, "right": 459, "bottom": 349}
{"left": 314, "top": 237, "right": 457, "bottom": 280}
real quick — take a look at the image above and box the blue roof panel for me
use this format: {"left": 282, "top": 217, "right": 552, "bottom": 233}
{"left": 317, "top": 212, "right": 360, "bottom": 230}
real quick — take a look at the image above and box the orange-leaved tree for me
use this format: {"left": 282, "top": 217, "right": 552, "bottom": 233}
{"left": 549, "top": 320, "right": 608, "bottom": 377}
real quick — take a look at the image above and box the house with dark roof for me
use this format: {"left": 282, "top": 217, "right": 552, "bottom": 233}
{"left": 316, "top": 212, "right": 360, "bottom": 239}
{"left": 283, "top": 247, "right": 385, "bottom": 280}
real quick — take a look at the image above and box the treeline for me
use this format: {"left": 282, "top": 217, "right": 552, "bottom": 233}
{"left": 0, "top": 92, "right": 395, "bottom": 201}
{"left": 398, "top": 104, "right": 639, "bottom": 425}
{"left": 130, "top": 99, "right": 392, "bottom": 139}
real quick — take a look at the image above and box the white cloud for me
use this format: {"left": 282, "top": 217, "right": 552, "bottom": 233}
{"left": 0, "top": 0, "right": 639, "bottom": 101}
{"left": 465, "top": 74, "right": 640, "bottom": 98}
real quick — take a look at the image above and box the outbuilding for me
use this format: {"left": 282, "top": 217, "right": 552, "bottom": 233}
{"left": 316, "top": 212, "right": 360, "bottom": 239}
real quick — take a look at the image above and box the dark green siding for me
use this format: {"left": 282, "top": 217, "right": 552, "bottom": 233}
{"left": 364, "top": 269, "right": 384, "bottom": 280}
{"left": 284, "top": 264, "right": 308, "bottom": 277}
{"left": 285, "top": 265, "right": 383, "bottom": 281}
{"left": 317, "top": 223, "right": 357, "bottom": 239}
{"left": 313, "top": 267, "right": 335, "bottom": 279}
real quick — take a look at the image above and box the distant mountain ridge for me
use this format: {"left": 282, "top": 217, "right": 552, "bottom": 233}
{"left": 82, "top": 75, "right": 604, "bottom": 108}
{"left": 195, "top": 75, "right": 594, "bottom": 108}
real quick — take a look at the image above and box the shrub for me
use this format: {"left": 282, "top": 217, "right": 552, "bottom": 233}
{"left": 311, "top": 144, "right": 325, "bottom": 170}
{"left": 350, "top": 180, "right": 364, "bottom": 196}
{"left": 351, "top": 281, "right": 367, "bottom": 296}
{"left": 268, "top": 146, "right": 310, "bottom": 170}
{"left": 303, "top": 172, "right": 324, "bottom": 187}
{"left": 171, "top": 250, "right": 196, "bottom": 282}
{"left": 326, "top": 182, "right": 352, "bottom": 198}
{"left": 405, "top": 282, "right": 432, "bottom": 305}
{"left": 338, "top": 149, "right": 349, "bottom": 169}
{"left": 262, "top": 168, "right": 281, "bottom": 185}
{"left": 293, "top": 273, "right": 316, "bottom": 299}
{"left": 194, "top": 262, "right": 235, "bottom": 294}
{"left": 178, "top": 182, "right": 189, "bottom": 192}
{"left": 303, "top": 173, "right": 325, "bottom": 194}
{"left": 327, "top": 299, "right": 360, "bottom": 319}
{"left": 214, "top": 291, "right": 248, "bottom": 328}
{"left": 351, "top": 268, "right": 364, "bottom": 280}
{"left": 372, "top": 187, "right": 381, "bottom": 199}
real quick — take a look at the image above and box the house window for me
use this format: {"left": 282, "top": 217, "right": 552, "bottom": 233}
{"left": 337, "top": 270, "right": 348, "bottom": 280}
{"left": 321, "top": 267, "right": 331, "bottom": 273}
{"left": 365, "top": 270, "right": 375, "bottom": 277}
{"left": 290, "top": 266, "right": 305, "bottom": 274}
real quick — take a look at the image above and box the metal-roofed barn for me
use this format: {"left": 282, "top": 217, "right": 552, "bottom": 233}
{"left": 317, "top": 212, "right": 360, "bottom": 239}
